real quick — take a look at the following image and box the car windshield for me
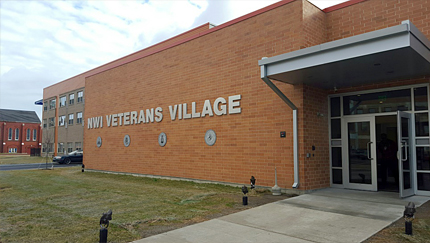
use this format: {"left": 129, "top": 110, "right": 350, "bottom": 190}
{"left": 68, "top": 151, "right": 83, "bottom": 155}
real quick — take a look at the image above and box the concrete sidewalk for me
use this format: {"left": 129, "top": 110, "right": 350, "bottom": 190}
{"left": 133, "top": 188, "right": 429, "bottom": 243}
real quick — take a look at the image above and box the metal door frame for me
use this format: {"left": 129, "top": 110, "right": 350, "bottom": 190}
{"left": 343, "top": 116, "right": 378, "bottom": 191}
{"left": 397, "top": 111, "right": 415, "bottom": 198}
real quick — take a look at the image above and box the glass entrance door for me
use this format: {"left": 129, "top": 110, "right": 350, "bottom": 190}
{"left": 343, "top": 117, "right": 377, "bottom": 191}
{"left": 397, "top": 111, "right": 415, "bottom": 198}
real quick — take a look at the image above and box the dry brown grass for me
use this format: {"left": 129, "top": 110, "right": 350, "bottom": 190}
{"left": 0, "top": 167, "right": 286, "bottom": 242}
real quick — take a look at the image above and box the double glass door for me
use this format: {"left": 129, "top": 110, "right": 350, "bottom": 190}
{"left": 343, "top": 112, "right": 414, "bottom": 197}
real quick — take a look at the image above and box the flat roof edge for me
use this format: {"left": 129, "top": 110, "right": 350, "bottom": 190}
{"left": 322, "top": 0, "right": 367, "bottom": 13}
{"left": 403, "top": 20, "right": 430, "bottom": 51}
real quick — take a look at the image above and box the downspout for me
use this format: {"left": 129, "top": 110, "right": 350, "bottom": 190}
{"left": 260, "top": 60, "right": 299, "bottom": 189}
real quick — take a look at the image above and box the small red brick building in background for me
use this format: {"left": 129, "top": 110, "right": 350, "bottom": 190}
{"left": 0, "top": 109, "right": 42, "bottom": 154}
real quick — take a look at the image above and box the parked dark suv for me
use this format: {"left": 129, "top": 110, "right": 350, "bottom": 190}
{"left": 53, "top": 150, "right": 83, "bottom": 164}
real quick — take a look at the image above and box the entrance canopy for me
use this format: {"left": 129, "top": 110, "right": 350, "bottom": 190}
{"left": 258, "top": 20, "right": 430, "bottom": 90}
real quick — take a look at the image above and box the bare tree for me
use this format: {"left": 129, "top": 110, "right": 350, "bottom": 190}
{"left": 41, "top": 128, "right": 54, "bottom": 170}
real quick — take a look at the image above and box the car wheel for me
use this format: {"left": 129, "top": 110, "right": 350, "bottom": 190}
{"left": 65, "top": 158, "right": 71, "bottom": 164}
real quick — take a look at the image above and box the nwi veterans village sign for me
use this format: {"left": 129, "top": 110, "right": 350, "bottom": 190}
{"left": 87, "top": 95, "right": 242, "bottom": 129}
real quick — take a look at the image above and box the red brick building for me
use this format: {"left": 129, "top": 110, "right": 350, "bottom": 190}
{"left": 0, "top": 109, "right": 42, "bottom": 154}
{"left": 44, "top": 0, "right": 430, "bottom": 197}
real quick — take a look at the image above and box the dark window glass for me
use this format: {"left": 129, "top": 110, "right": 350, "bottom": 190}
{"left": 331, "top": 97, "right": 341, "bottom": 117}
{"left": 332, "top": 147, "right": 342, "bottom": 167}
{"left": 417, "top": 147, "right": 430, "bottom": 170}
{"left": 403, "top": 172, "right": 411, "bottom": 189}
{"left": 348, "top": 121, "right": 372, "bottom": 184}
{"left": 414, "top": 87, "right": 428, "bottom": 111}
{"left": 415, "top": 113, "right": 429, "bottom": 137}
{"left": 343, "top": 89, "right": 411, "bottom": 115}
{"left": 331, "top": 119, "right": 341, "bottom": 139}
{"left": 418, "top": 173, "right": 430, "bottom": 191}
{"left": 332, "top": 169, "right": 342, "bottom": 184}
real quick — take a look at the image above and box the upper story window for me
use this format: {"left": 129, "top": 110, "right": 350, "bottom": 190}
{"left": 33, "top": 129, "right": 37, "bottom": 141}
{"left": 67, "top": 142, "right": 73, "bottom": 153}
{"left": 26, "top": 128, "right": 31, "bottom": 141}
{"left": 58, "top": 115, "right": 66, "bottom": 126}
{"left": 43, "top": 119, "right": 47, "bottom": 128}
{"left": 8, "top": 128, "right": 12, "bottom": 140}
{"left": 69, "top": 93, "right": 75, "bottom": 105}
{"left": 50, "top": 99, "right": 56, "bottom": 110}
{"left": 68, "top": 114, "right": 74, "bottom": 125}
{"left": 77, "top": 91, "right": 83, "bottom": 103}
{"left": 49, "top": 117, "right": 55, "bottom": 127}
{"left": 44, "top": 102, "right": 48, "bottom": 111}
{"left": 15, "top": 128, "right": 19, "bottom": 140}
{"left": 58, "top": 143, "right": 64, "bottom": 153}
{"left": 75, "top": 142, "right": 82, "bottom": 151}
{"left": 77, "top": 112, "right": 83, "bottom": 124}
{"left": 59, "top": 96, "right": 66, "bottom": 107}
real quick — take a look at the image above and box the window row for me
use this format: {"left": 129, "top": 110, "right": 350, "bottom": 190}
{"left": 330, "top": 87, "right": 428, "bottom": 117}
{"left": 43, "top": 112, "right": 83, "bottom": 128}
{"left": 7, "top": 128, "right": 37, "bottom": 141}
{"left": 57, "top": 142, "right": 82, "bottom": 153}
{"left": 59, "top": 91, "right": 84, "bottom": 108}
{"left": 330, "top": 112, "right": 429, "bottom": 139}
{"left": 43, "top": 90, "right": 83, "bottom": 111}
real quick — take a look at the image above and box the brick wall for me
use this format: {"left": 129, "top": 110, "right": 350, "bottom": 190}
{"left": 326, "top": 0, "right": 430, "bottom": 41}
{"left": 73, "top": 0, "right": 429, "bottom": 191}
{"left": 85, "top": 0, "right": 305, "bottom": 188}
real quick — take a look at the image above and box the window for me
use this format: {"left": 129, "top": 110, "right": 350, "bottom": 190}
{"left": 15, "top": 128, "right": 19, "bottom": 140}
{"left": 58, "top": 143, "right": 64, "bottom": 153}
{"left": 48, "top": 143, "right": 54, "bottom": 153}
{"left": 68, "top": 114, "right": 74, "bottom": 125}
{"left": 50, "top": 99, "right": 56, "bottom": 109}
{"left": 77, "top": 112, "right": 83, "bottom": 124}
{"left": 343, "top": 89, "right": 411, "bottom": 115}
{"left": 58, "top": 116, "right": 66, "bottom": 126}
{"left": 43, "top": 119, "right": 47, "bottom": 128}
{"left": 414, "top": 87, "right": 428, "bottom": 111}
{"left": 33, "top": 129, "right": 37, "bottom": 141}
{"left": 75, "top": 142, "right": 82, "bottom": 151}
{"left": 415, "top": 113, "right": 429, "bottom": 137}
{"left": 49, "top": 117, "right": 55, "bottom": 127}
{"left": 44, "top": 102, "right": 48, "bottom": 111}
{"left": 69, "top": 93, "right": 75, "bottom": 105}
{"left": 26, "top": 128, "right": 31, "bottom": 141}
{"left": 77, "top": 91, "right": 83, "bottom": 103}
{"left": 67, "top": 142, "right": 73, "bottom": 153}
{"left": 8, "top": 128, "right": 12, "bottom": 140}
{"left": 59, "top": 96, "right": 66, "bottom": 107}
{"left": 9, "top": 148, "right": 17, "bottom": 153}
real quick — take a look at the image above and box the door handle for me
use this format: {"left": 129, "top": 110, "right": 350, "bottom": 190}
{"left": 402, "top": 140, "right": 408, "bottom": 162}
{"left": 367, "top": 141, "right": 373, "bottom": 160}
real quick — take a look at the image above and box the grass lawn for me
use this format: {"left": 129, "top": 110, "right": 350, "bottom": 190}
{"left": 0, "top": 155, "right": 49, "bottom": 165}
{"left": 0, "top": 167, "right": 281, "bottom": 242}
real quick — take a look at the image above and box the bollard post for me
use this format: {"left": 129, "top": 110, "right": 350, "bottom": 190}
{"left": 242, "top": 195, "right": 248, "bottom": 205}
{"left": 241, "top": 185, "right": 248, "bottom": 205}
{"left": 99, "top": 227, "right": 108, "bottom": 243}
{"left": 99, "top": 210, "right": 112, "bottom": 243}
{"left": 403, "top": 202, "right": 415, "bottom": 235}
{"left": 250, "top": 176, "right": 256, "bottom": 190}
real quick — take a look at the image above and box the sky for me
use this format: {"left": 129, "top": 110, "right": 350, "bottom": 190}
{"left": 0, "top": 0, "right": 347, "bottom": 120}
